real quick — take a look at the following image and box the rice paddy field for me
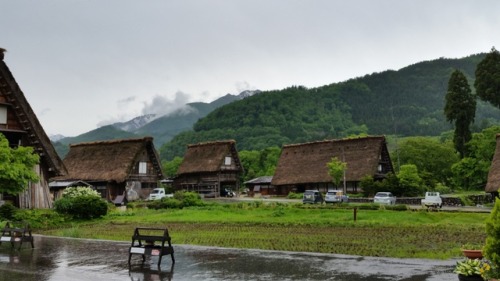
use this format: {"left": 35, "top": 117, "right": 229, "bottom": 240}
{"left": 38, "top": 202, "right": 489, "bottom": 259}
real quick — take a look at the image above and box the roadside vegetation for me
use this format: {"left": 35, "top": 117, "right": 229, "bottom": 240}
{"left": 2, "top": 194, "right": 487, "bottom": 260}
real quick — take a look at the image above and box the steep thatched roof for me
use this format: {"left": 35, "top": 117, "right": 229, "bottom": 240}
{"left": 60, "top": 137, "right": 162, "bottom": 182}
{"left": 0, "top": 54, "right": 66, "bottom": 177}
{"left": 177, "top": 140, "right": 243, "bottom": 175}
{"left": 271, "top": 136, "right": 392, "bottom": 186}
{"left": 486, "top": 134, "right": 500, "bottom": 193}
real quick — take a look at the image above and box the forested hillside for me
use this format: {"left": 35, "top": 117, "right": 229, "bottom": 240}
{"left": 160, "top": 53, "right": 500, "bottom": 161}
{"left": 52, "top": 94, "right": 245, "bottom": 158}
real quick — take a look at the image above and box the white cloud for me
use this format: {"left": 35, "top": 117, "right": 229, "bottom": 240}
{"left": 141, "top": 91, "right": 194, "bottom": 117}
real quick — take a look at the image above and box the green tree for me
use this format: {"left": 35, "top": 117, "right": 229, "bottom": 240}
{"left": 397, "top": 164, "right": 424, "bottom": 196}
{"left": 451, "top": 126, "right": 500, "bottom": 190}
{"left": 395, "top": 137, "right": 458, "bottom": 188}
{"left": 475, "top": 47, "right": 500, "bottom": 108}
{"left": 162, "top": 156, "right": 183, "bottom": 178}
{"left": 444, "top": 70, "right": 476, "bottom": 158}
{"left": 239, "top": 147, "right": 281, "bottom": 182}
{"left": 0, "top": 133, "right": 39, "bottom": 194}
{"left": 326, "top": 157, "right": 347, "bottom": 190}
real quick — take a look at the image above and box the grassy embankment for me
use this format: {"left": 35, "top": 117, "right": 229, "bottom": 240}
{"left": 38, "top": 201, "right": 489, "bottom": 260}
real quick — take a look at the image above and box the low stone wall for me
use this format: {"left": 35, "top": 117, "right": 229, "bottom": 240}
{"left": 349, "top": 194, "right": 495, "bottom": 206}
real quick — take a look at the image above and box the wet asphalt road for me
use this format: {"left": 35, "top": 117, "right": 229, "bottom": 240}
{"left": 0, "top": 235, "right": 461, "bottom": 281}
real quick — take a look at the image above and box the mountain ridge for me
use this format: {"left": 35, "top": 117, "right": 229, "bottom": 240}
{"left": 53, "top": 90, "right": 261, "bottom": 157}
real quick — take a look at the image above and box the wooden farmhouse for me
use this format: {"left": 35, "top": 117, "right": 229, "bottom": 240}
{"left": 0, "top": 50, "right": 67, "bottom": 208}
{"left": 485, "top": 134, "right": 500, "bottom": 197}
{"left": 244, "top": 176, "right": 274, "bottom": 197}
{"left": 174, "top": 140, "right": 243, "bottom": 197}
{"left": 52, "top": 137, "right": 163, "bottom": 202}
{"left": 271, "top": 136, "right": 393, "bottom": 195}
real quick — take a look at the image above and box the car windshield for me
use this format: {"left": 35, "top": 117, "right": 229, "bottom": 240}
{"left": 151, "top": 190, "right": 160, "bottom": 194}
{"left": 376, "top": 193, "right": 388, "bottom": 197}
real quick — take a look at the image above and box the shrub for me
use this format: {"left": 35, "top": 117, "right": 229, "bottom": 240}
{"left": 0, "top": 202, "right": 17, "bottom": 220}
{"left": 149, "top": 198, "right": 183, "bottom": 209}
{"left": 62, "top": 186, "right": 100, "bottom": 198}
{"left": 54, "top": 195, "right": 108, "bottom": 219}
{"left": 433, "top": 183, "right": 452, "bottom": 195}
{"left": 174, "top": 191, "right": 204, "bottom": 207}
{"left": 13, "top": 209, "right": 67, "bottom": 229}
{"left": 287, "top": 192, "right": 303, "bottom": 199}
{"left": 484, "top": 198, "right": 500, "bottom": 278}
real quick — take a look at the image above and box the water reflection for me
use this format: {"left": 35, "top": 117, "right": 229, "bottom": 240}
{"left": 129, "top": 264, "right": 174, "bottom": 281}
{"left": 0, "top": 235, "right": 459, "bottom": 281}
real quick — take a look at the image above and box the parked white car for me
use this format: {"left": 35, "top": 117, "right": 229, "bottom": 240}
{"left": 421, "top": 192, "right": 442, "bottom": 208}
{"left": 373, "top": 192, "right": 396, "bottom": 205}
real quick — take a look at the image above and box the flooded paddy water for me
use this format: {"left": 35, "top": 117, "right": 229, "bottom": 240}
{"left": 0, "top": 235, "right": 460, "bottom": 281}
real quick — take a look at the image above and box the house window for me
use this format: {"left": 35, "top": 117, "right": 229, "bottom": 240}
{"left": 224, "top": 156, "right": 232, "bottom": 165}
{"left": 0, "top": 105, "right": 7, "bottom": 124}
{"left": 378, "top": 164, "right": 383, "bottom": 172}
{"left": 139, "top": 162, "right": 147, "bottom": 174}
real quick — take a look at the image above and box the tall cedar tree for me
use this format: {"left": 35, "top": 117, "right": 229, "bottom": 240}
{"left": 444, "top": 70, "right": 476, "bottom": 158}
{"left": 475, "top": 47, "right": 500, "bottom": 107}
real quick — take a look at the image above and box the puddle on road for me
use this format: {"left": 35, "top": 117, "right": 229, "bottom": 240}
{"left": 0, "top": 236, "right": 458, "bottom": 281}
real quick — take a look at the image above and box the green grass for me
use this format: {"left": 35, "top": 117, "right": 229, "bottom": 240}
{"left": 37, "top": 203, "right": 490, "bottom": 259}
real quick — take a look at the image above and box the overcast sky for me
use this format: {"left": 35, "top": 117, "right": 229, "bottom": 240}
{"left": 1, "top": 0, "right": 499, "bottom": 137}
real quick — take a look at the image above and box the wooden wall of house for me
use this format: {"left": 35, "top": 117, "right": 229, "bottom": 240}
{"left": 127, "top": 149, "right": 160, "bottom": 184}
{"left": 0, "top": 102, "right": 23, "bottom": 131}
{"left": 17, "top": 164, "right": 53, "bottom": 209}
{"left": 220, "top": 153, "right": 239, "bottom": 171}
{"left": 107, "top": 182, "right": 126, "bottom": 202}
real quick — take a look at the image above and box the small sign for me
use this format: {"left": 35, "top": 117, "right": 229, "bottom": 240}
{"left": 151, "top": 249, "right": 160, "bottom": 256}
{"left": 0, "top": 236, "right": 11, "bottom": 242}
{"left": 130, "top": 247, "right": 145, "bottom": 254}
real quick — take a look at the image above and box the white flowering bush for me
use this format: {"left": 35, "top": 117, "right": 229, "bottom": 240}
{"left": 55, "top": 186, "right": 107, "bottom": 219}
{"left": 62, "top": 186, "right": 100, "bottom": 198}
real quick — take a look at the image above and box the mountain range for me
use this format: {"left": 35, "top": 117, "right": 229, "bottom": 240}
{"left": 52, "top": 53, "right": 500, "bottom": 162}
{"left": 52, "top": 90, "right": 261, "bottom": 157}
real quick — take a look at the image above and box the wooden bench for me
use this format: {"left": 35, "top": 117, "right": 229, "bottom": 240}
{"left": 0, "top": 221, "right": 34, "bottom": 250}
{"left": 128, "top": 227, "right": 175, "bottom": 267}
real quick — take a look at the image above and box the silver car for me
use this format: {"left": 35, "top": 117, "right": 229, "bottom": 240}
{"left": 373, "top": 192, "right": 396, "bottom": 205}
{"left": 325, "top": 190, "right": 348, "bottom": 203}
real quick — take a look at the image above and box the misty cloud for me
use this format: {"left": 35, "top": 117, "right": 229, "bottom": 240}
{"left": 118, "top": 96, "right": 136, "bottom": 106}
{"left": 235, "top": 81, "right": 258, "bottom": 93}
{"left": 141, "top": 91, "right": 195, "bottom": 117}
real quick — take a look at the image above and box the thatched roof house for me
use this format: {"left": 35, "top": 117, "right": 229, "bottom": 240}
{"left": 486, "top": 134, "right": 500, "bottom": 195}
{"left": 175, "top": 140, "right": 243, "bottom": 197}
{"left": 271, "top": 136, "right": 393, "bottom": 194}
{"left": 54, "top": 137, "right": 163, "bottom": 201}
{"left": 0, "top": 51, "right": 67, "bottom": 208}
